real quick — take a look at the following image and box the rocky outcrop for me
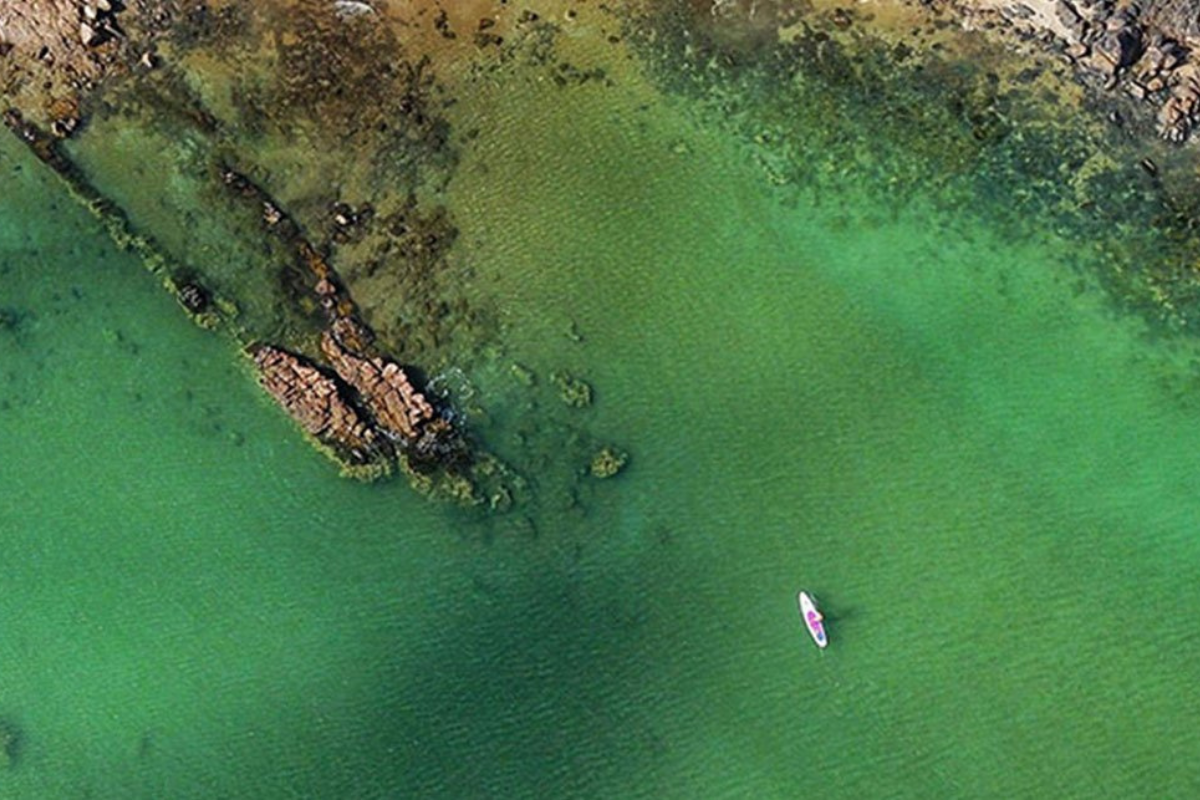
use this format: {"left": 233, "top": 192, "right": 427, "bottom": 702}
{"left": 1159, "top": 63, "right": 1200, "bottom": 141}
{"left": 319, "top": 330, "right": 435, "bottom": 443}
{"left": 251, "top": 344, "right": 388, "bottom": 466}
{"left": 222, "top": 162, "right": 467, "bottom": 476}
{"left": 963, "top": 0, "right": 1200, "bottom": 141}
{"left": 254, "top": 330, "right": 469, "bottom": 480}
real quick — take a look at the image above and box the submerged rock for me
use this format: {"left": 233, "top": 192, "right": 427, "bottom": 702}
{"left": 590, "top": 446, "right": 628, "bottom": 479}
{"left": 551, "top": 371, "right": 593, "bottom": 408}
{"left": 176, "top": 280, "right": 211, "bottom": 315}
{"left": 0, "top": 718, "right": 20, "bottom": 769}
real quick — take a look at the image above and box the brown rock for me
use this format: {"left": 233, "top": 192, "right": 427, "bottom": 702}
{"left": 1064, "top": 41, "right": 1090, "bottom": 59}
{"left": 320, "top": 331, "right": 435, "bottom": 442}
{"left": 0, "top": 0, "right": 127, "bottom": 129}
{"left": 252, "top": 344, "right": 384, "bottom": 462}
{"left": 1159, "top": 64, "right": 1200, "bottom": 141}
{"left": 1055, "top": 0, "right": 1086, "bottom": 40}
{"left": 328, "top": 315, "right": 372, "bottom": 352}
{"left": 1093, "top": 22, "right": 1143, "bottom": 73}
{"left": 79, "top": 22, "right": 103, "bottom": 47}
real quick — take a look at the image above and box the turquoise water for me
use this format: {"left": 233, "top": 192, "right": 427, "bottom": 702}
{"left": 447, "top": 71, "right": 1200, "bottom": 796}
{"left": 8, "top": 37, "right": 1200, "bottom": 800}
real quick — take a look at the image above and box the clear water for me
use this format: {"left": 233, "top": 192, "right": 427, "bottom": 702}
{"left": 5, "top": 15, "right": 1200, "bottom": 799}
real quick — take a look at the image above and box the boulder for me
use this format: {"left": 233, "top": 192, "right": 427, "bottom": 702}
{"left": 1055, "top": 0, "right": 1088, "bottom": 39}
{"left": 1094, "top": 19, "right": 1144, "bottom": 72}
{"left": 1159, "top": 63, "right": 1200, "bottom": 140}
{"left": 252, "top": 344, "right": 385, "bottom": 462}
{"left": 320, "top": 331, "right": 436, "bottom": 442}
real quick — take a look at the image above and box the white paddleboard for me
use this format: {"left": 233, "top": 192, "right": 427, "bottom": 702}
{"left": 798, "top": 591, "right": 828, "bottom": 649}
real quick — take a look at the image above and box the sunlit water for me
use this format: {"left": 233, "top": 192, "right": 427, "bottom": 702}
{"left": 5, "top": 29, "right": 1200, "bottom": 799}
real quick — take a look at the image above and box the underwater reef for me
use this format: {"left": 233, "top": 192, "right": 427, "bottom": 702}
{"left": 7, "top": 0, "right": 1200, "bottom": 502}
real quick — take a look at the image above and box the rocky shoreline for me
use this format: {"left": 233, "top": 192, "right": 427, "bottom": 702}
{"left": 1, "top": 2, "right": 511, "bottom": 502}
{"left": 634, "top": 0, "right": 1200, "bottom": 155}
{"left": 950, "top": 0, "right": 1200, "bottom": 142}
{"left": 7, "top": 0, "right": 1200, "bottom": 504}
{"left": 5, "top": 98, "right": 484, "bottom": 495}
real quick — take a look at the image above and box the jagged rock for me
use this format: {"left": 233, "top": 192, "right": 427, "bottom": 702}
{"left": 1002, "top": 3, "right": 1038, "bottom": 20}
{"left": 1160, "top": 65, "right": 1200, "bottom": 140}
{"left": 1055, "top": 0, "right": 1088, "bottom": 39}
{"left": 328, "top": 315, "right": 373, "bottom": 352}
{"left": 320, "top": 331, "right": 435, "bottom": 442}
{"left": 1094, "top": 18, "right": 1144, "bottom": 72}
{"left": 252, "top": 344, "right": 385, "bottom": 462}
{"left": 79, "top": 22, "right": 104, "bottom": 47}
{"left": 49, "top": 116, "right": 78, "bottom": 138}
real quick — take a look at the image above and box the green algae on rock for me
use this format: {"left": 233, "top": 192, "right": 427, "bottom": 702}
{"left": 221, "top": 163, "right": 487, "bottom": 498}
{"left": 590, "top": 446, "right": 629, "bottom": 479}
{"left": 551, "top": 370, "right": 594, "bottom": 408}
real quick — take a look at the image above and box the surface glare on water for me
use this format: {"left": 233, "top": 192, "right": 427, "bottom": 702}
{"left": 4, "top": 35, "right": 1200, "bottom": 800}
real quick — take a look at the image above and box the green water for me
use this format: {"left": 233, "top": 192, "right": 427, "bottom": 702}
{"left": 7, "top": 38, "right": 1200, "bottom": 800}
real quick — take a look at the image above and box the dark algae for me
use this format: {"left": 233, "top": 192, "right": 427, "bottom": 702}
{"left": 8, "top": 0, "right": 1200, "bottom": 503}
{"left": 0, "top": 717, "right": 21, "bottom": 770}
{"left": 1, "top": 1, "right": 517, "bottom": 502}
{"left": 622, "top": 0, "right": 1200, "bottom": 330}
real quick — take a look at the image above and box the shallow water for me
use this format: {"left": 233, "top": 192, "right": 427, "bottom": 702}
{"left": 445, "top": 63, "right": 1200, "bottom": 797}
{"left": 6, "top": 8, "right": 1200, "bottom": 798}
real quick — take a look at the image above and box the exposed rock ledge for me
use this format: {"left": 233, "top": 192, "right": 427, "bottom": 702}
{"left": 320, "top": 330, "right": 438, "bottom": 445}
{"left": 252, "top": 333, "right": 466, "bottom": 484}
{"left": 224, "top": 164, "right": 468, "bottom": 485}
{"left": 252, "top": 344, "right": 389, "bottom": 470}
